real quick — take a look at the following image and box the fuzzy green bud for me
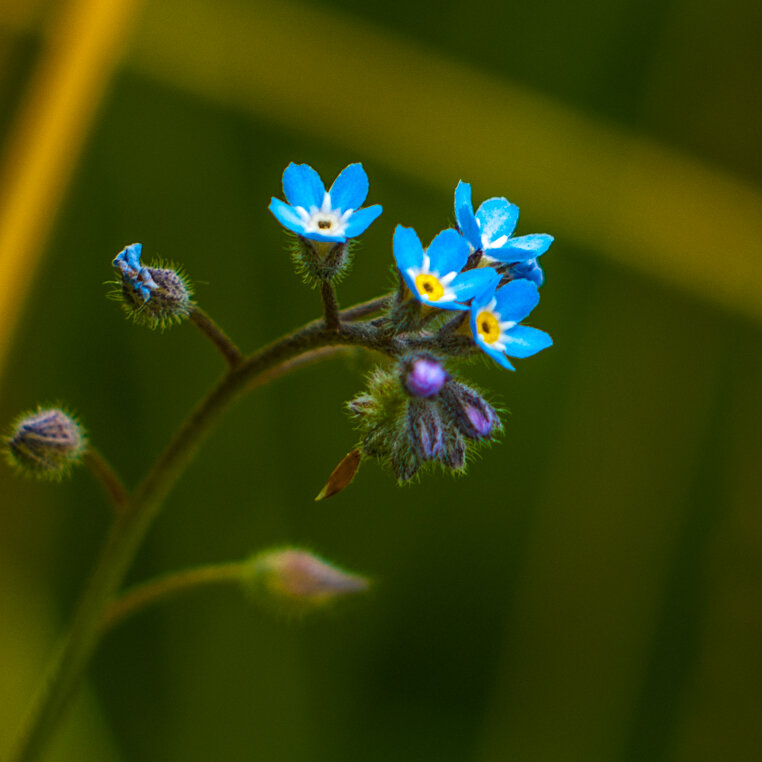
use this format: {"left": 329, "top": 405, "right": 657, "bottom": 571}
{"left": 5, "top": 407, "right": 85, "bottom": 480}
{"left": 289, "top": 235, "right": 354, "bottom": 285}
{"left": 244, "top": 548, "right": 368, "bottom": 616}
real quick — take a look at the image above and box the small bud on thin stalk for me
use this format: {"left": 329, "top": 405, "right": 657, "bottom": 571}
{"left": 5, "top": 408, "right": 85, "bottom": 480}
{"left": 245, "top": 549, "right": 369, "bottom": 615}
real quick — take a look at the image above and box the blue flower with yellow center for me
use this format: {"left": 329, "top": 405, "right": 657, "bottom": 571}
{"left": 269, "top": 163, "right": 382, "bottom": 243}
{"left": 454, "top": 181, "right": 553, "bottom": 283}
{"left": 470, "top": 279, "right": 552, "bottom": 369}
{"left": 393, "top": 225, "right": 499, "bottom": 312}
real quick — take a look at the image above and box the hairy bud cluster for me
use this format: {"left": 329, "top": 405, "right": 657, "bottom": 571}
{"left": 348, "top": 355, "right": 501, "bottom": 483}
{"left": 5, "top": 407, "right": 85, "bottom": 480}
{"left": 111, "top": 243, "right": 193, "bottom": 330}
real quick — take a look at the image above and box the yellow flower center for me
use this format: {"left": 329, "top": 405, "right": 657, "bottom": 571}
{"left": 415, "top": 273, "right": 444, "bottom": 301}
{"left": 477, "top": 311, "right": 501, "bottom": 344}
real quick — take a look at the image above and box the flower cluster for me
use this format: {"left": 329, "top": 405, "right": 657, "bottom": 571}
{"left": 267, "top": 163, "right": 553, "bottom": 482}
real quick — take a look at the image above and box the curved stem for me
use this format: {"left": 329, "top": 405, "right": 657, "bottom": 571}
{"left": 320, "top": 281, "right": 340, "bottom": 330}
{"left": 102, "top": 561, "right": 247, "bottom": 632}
{"left": 339, "top": 295, "right": 390, "bottom": 321}
{"left": 7, "top": 299, "right": 396, "bottom": 762}
{"left": 84, "top": 448, "right": 129, "bottom": 515}
{"left": 246, "top": 346, "right": 355, "bottom": 393}
{"left": 189, "top": 305, "right": 242, "bottom": 367}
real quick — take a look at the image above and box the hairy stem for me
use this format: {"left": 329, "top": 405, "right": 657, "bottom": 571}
{"left": 320, "top": 280, "right": 340, "bottom": 330}
{"left": 339, "top": 295, "right": 390, "bottom": 322}
{"left": 7, "top": 298, "right": 396, "bottom": 762}
{"left": 102, "top": 561, "right": 248, "bottom": 632}
{"left": 84, "top": 449, "right": 129, "bottom": 515}
{"left": 189, "top": 305, "right": 243, "bottom": 367}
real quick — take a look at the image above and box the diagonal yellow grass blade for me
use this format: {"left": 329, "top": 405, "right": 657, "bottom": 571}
{"left": 0, "top": 0, "right": 145, "bottom": 382}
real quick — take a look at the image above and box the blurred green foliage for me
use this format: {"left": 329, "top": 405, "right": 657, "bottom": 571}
{"left": 1, "top": 1, "right": 760, "bottom": 761}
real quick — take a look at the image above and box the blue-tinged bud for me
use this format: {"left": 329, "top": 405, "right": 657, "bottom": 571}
{"left": 402, "top": 355, "right": 449, "bottom": 398}
{"left": 407, "top": 398, "right": 444, "bottom": 460}
{"left": 5, "top": 407, "right": 85, "bottom": 480}
{"left": 244, "top": 548, "right": 368, "bottom": 616}
{"left": 111, "top": 243, "right": 193, "bottom": 329}
{"left": 440, "top": 382, "right": 501, "bottom": 441}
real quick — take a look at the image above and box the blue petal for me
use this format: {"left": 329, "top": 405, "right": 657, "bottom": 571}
{"left": 502, "top": 326, "right": 553, "bottom": 358}
{"left": 344, "top": 204, "right": 383, "bottom": 237}
{"left": 393, "top": 225, "right": 425, "bottom": 275}
{"left": 449, "top": 266, "right": 500, "bottom": 303}
{"left": 329, "top": 163, "right": 369, "bottom": 212}
{"left": 470, "top": 279, "right": 498, "bottom": 312}
{"left": 282, "top": 163, "right": 325, "bottom": 209}
{"left": 488, "top": 234, "right": 554, "bottom": 262}
{"left": 425, "top": 228, "right": 469, "bottom": 276}
{"left": 477, "top": 198, "right": 520, "bottom": 244}
{"left": 454, "top": 181, "right": 481, "bottom": 249}
{"left": 491, "top": 349, "right": 516, "bottom": 370}
{"left": 494, "top": 279, "right": 540, "bottom": 323}
{"left": 269, "top": 198, "right": 307, "bottom": 235}
{"left": 114, "top": 243, "right": 143, "bottom": 270}
{"left": 508, "top": 259, "right": 545, "bottom": 287}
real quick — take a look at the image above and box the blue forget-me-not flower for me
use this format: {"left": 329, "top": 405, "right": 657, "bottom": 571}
{"left": 269, "top": 163, "right": 382, "bottom": 243}
{"left": 393, "top": 225, "right": 499, "bottom": 311}
{"left": 113, "top": 243, "right": 158, "bottom": 301}
{"left": 470, "top": 279, "right": 553, "bottom": 370}
{"left": 454, "top": 181, "right": 553, "bottom": 285}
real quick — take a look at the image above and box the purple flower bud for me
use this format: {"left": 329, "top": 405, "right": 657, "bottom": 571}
{"left": 442, "top": 430, "right": 466, "bottom": 471}
{"left": 5, "top": 407, "right": 85, "bottom": 480}
{"left": 440, "top": 382, "right": 500, "bottom": 440}
{"left": 465, "top": 405, "right": 493, "bottom": 438}
{"left": 403, "top": 355, "right": 449, "bottom": 398}
{"left": 407, "top": 399, "right": 444, "bottom": 460}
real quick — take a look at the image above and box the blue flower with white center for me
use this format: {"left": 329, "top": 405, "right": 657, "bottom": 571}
{"left": 393, "top": 225, "right": 499, "bottom": 312}
{"left": 470, "top": 279, "right": 552, "bottom": 370}
{"left": 113, "top": 243, "right": 158, "bottom": 301}
{"left": 269, "top": 163, "right": 382, "bottom": 243}
{"left": 454, "top": 181, "right": 553, "bottom": 281}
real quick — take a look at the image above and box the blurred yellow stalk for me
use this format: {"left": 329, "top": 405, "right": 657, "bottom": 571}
{"left": 0, "top": 0, "right": 144, "bottom": 381}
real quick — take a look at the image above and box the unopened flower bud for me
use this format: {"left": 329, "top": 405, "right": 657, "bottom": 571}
{"left": 391, "top": 449, "right": 419, "bottom": 483}
{"left": 440, "top": 382, "right": 501, "bottom": 440}
{"left": 442, "top": 429, "right": 467, "bottom": 471}
{"left": 402, "top": 355, "right": 448, "bottom": 398}
{"left": 111, "top": 243, "right": 193, "bottom": 329}
{"left": 407, "top": 399, "right": 444, "bottom": 460}
{"left": 245, "top": 548, "right": 368, "bottom": 615}
{"left": 5, "top": 407, "right": 85, "bottom": 480}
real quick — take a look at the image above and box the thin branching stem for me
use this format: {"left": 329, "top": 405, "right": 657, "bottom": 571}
{"left": 339, "top": 295, "right": 390, "bottom": 321}
{"left": 102, "top": 561, "right": 248, "bottom": 632}
{"left": 320, "top": 280, "right": 340, "bottom": 330}
{"left": 7, "top": 294, "right": 398, "bottom": 762}
{"left": 84, "top": 449, "right": 129, "bottom": 516}
{"left": 189, "top": 305, "right": 243, "bottom": 367}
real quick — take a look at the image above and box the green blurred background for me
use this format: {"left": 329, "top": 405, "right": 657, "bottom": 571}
{"left": 1, "top": 0, "right": 761, "bottom": 760}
